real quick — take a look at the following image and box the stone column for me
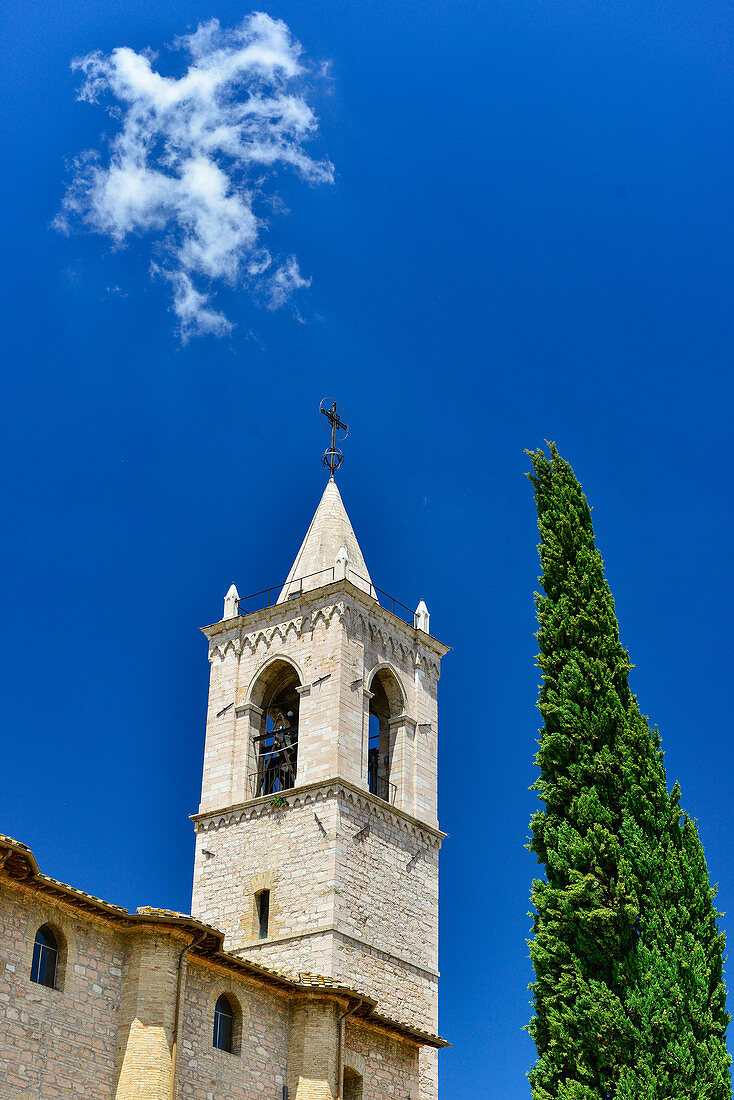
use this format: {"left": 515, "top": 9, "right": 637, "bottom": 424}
{"left": 389, "top": 714, "right": 417, "bottom": 815}
{"left": 361, "top": 688, "right": 374, "bottom": 792}
{"left": 287, "top": 995, "right": 342, "bottom": 1100}
{"left": 113, "top": 930, "right": 181, "bottom": 1100}
{"left": 233, "top": 702, "right": 263, "bottom": 802}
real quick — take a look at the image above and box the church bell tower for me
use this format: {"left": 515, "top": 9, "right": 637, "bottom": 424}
{"left": 191, "top": 412, "right": 448, "bottom": 1098}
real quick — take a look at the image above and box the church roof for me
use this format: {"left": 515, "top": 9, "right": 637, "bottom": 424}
{"left": 278, "top": 477, "right": 376, "bottom": 602}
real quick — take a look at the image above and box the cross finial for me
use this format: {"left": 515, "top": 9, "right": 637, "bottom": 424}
{"left": 319, "top": 399, "right": 348, "bottom": 476}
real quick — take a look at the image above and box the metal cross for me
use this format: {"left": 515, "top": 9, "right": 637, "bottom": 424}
{"left": 320, "top": 400, "right": 348, "bottom": 475}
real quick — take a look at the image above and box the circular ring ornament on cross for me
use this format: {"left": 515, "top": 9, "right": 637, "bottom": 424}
{"left": 319, "top": 398, "right": 349, "bottom": 475}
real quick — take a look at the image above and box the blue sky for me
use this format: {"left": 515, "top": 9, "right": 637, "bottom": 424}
{"left": 1, "top": 0, "right": 733, "bottom": 1094}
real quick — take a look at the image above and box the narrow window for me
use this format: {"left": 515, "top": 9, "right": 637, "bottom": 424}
{"left": 256, "top": 889, "right": 270, "bottom": 939}
{"left": 213, "top": 994, "right": 234, "bottom": 1053}
{"left": 30, "top": 925, "right": 58, "bottom": 988}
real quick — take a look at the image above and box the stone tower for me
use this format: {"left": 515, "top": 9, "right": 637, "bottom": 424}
{"left": 191, "top": 476, "right": 449, "bottom": 1098}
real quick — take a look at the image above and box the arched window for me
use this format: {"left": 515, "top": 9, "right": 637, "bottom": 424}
{"left": 343, "top": 1066, "right": 364, "bottom": 1100}
{"left": 213, "top": 993, "right": 234, "bottom": 1053}
{"left": 30, "top": 925, "right": 58, "bottom": 988}
{"left": 249, "top": 661, "right": 301, "bottom": 798}
{"left": 367, "top": 668, "right": 403, "bottom": 803}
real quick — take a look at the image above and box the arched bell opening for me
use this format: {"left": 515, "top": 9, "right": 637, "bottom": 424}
{"left": 367, "top": 666, "right": 404, "bottom": 804}
{"left": 248, "top": 659, "right": 301, "bottom": 799}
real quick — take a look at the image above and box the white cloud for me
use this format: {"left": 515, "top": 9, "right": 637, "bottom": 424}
{"left": 268, "top": 255, "right": 311, "bottom": 309}
{"left": 56, "top": 13, "right": 333, "bottom": 341}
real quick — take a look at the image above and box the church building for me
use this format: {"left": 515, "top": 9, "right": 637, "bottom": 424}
{"left": 0, "top": 462, "right": 449, "bottom": 1099}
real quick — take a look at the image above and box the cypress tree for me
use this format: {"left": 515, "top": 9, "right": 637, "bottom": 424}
{"left": 526, "top": 442, "right": 731, "bottom": 1100}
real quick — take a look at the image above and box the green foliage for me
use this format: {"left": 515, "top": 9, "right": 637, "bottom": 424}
{"left": 526, "top": 442, "right": 731, "bottom": 1099}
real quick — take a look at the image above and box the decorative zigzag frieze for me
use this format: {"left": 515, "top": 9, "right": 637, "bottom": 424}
{"left": 207, "top": 598, "right": 440, "bottom": 680}
{"left": 343, "top": 604, "right": 439, "bottom": 681}
{"left": 193, "top": 780, "right": 443, "bottom": 848}
{"left": 208, "top": 614, "right": 306, "bottom": 662}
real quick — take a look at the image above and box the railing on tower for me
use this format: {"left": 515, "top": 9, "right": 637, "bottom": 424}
{"left": 367, "top": 752, "right": 397, "bottom": 805}
{"left": 249, "top": 728, "right": 298, "bottom": 799}
{"left": 237, "top": 567, "right": 415, "bottom": 625}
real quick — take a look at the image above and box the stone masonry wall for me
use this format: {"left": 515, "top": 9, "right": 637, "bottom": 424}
{"left": 331, "top": 793, "right": 439, "bottom": 1032}
{"left": 335, "top": 795, "right": 438, "bottom": 971}
{"left": 0, "top": 872, "right": 435, "bottom": 1100}
{"left": 113, "top": 929, "right": 182, "bottom": 1099}
{"left": 178, "top": 957, "right": 289, "bottom": 1099}
{"left": 192, "top": 797, "right": 338, "bottom": 962}
{"left": 356, "top": 609, "right": 440, "bottom": 828}
{"left": 418, "top": 1047, "right": 439, "bottom": 1100}
{"left": 344, "top": 1018, "right": 421, "bottom": 1100}
{"left": 194, "top": 578, "right": 446, "bottom": 1095}
{"left": 0, "top": 880, "right": 124, "bottom": 1099}
{"left": 193, "top": 788, "right": 439, "bottom": 1034}
{"left": 288, "top": 996, "right": 341, "bottom": 1100}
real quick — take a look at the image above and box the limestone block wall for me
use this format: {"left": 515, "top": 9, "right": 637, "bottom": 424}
{"left": 192, "top": 787, "right": 440, "bottom": 1034}
{"left": 237, "top": 930, "right": 334, "bottom": 982}
{"left": 334, "top": 796, "right": 438, "bottom": 973}
{"left": 200, "top": 603, "right": 346, "bottom": 814}
{"left": 288, "top": 996, "right": 342, "bottom": 1100}
{"left": 178, "top": 958, "right": 289, "bottom": 1098}
{"left": 333, "top": 937, "right": 437, "bottom": 1036}
{"left": 345, "top": 1018, "right": 421, "bottom": 1100}
{"left": 330, "top": 794, "right": 439, "bottom": 1032}
{"left": 192, "top": 797, "right": 338, "bottom": 958}
{"left": 0, "top": 868, "right": 439, "bottom": 1100}
{"left": 0, "top": 881, "right": 124, "bottom": 1099}
{"left": 418, "top": 1047, "right": 439, "bottom": 1100}
{"left": 200, "top": 643, "right": 241, "bottom": 812}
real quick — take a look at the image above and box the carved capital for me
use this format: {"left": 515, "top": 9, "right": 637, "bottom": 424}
{"left": 235, "top": 702, "right": 263, "bottom": 718}
{"left": 388, "top": 713, "right": 417, "bottom": 733}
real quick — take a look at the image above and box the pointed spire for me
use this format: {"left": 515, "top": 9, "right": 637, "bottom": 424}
{"left": 414, "top": 599, "right": 430, "bottom": 634}
{"left": 222, "top": 583, "right": 239, "bottom": 620}
{"left": 278, "top": 479, "right": 376, "bottom": 603}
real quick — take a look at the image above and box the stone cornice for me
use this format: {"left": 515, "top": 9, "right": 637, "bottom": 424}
{"left": 205, "top": 579, "right": 449, "bottom": 653}
{"left": 204, "top": 580, "right": 448, "bottom": 681}
{"left": 191, "top": 776, "right": 446, "bottom": 846}
{"left": 234, "top": 702, "right": 262, "bottom": 717}
{"left": 236, "top": 926, "right": 439, "bottom": 982}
